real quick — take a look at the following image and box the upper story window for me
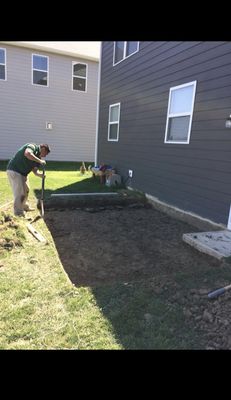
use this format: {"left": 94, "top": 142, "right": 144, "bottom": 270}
{"left": 108, "top": 103, "right": 121, "bottom": 141}
{"left": 32, "top": 54, "right": 49, "bottom": 86}
{"left": 0, "top": 48, "right": 6, "bottom": 80}
{"left": 113, "top": 42, "right": 139, "bottom": 65}
{"left": 72, "top": 62, "right": 87, "bottom": 92}
{"left": 164, "top": 81, "right": 197, "bottom": 144}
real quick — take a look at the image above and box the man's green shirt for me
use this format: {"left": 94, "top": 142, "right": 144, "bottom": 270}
{"left": 7, "top": 143, "right": 41, "bottom": 176}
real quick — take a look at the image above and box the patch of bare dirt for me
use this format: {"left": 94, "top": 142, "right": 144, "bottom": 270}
{"left": 45, "top": 204, "right": 231, "bottom": 349}
{"left": 0, "top": 213, "right": 23, "bottom": 250}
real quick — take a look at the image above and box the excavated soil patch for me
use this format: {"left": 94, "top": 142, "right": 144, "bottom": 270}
{"left": 44, "top": 204, "right": 231, "bottom": 349}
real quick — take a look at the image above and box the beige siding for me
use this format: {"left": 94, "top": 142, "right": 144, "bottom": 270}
{"left": 0, "top": 43, "right": 99, "bottom": 162}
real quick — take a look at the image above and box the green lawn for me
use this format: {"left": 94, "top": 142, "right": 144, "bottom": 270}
{"left": 0, "top": 161, "right": 12, "bottom": 205}
{"left": 0, "top": 160, "right": 123, "bottom": 349}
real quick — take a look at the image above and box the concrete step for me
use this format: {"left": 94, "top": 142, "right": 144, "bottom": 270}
{"left": 183, "top": 230, "right": 231, "bottom": 260}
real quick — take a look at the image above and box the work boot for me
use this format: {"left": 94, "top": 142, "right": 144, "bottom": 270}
{"left": 15, "top": 211, "right": 25, "bottom": 217}
{"left": 24, "top": 206, "right": 35, "bottom": 212}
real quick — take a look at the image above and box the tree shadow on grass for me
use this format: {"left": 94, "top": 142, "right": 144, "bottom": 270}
{"left": 91, "top": 281, "right": 201, "bottom": 350}
{"left": 33, "top": 174, "right": 122, "bottom": 200}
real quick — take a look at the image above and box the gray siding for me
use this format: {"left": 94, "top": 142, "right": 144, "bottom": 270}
{"left": 98, "top": 41, "right": 231, "bottom": 225}
{"left": 0, "top": 43, "right": 99, "bottom": 162}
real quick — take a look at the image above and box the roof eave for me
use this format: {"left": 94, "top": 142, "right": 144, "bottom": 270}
{"left": 0, "top": 41, "right": 99, "bottom": 62}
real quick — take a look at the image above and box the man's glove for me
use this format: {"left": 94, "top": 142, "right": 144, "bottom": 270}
{"left": 40, "top": 160, "right": 46, "bottom": 166}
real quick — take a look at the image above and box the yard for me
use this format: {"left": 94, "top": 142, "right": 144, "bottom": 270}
{"left": 1, "top": 161, "right": 231, "bottom": 349}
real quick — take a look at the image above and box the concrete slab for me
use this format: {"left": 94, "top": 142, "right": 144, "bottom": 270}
{"left": 182, "top": 230, "right": 231, "bottom": 260}
{"left": 44, "top": 191, "right": 148, "bottom": 209}
{"left": 50, "top": 193, "right": 118, "bottom": 196}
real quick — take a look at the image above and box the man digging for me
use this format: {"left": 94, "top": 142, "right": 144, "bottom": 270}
{"left": 6, "top": 143, "right": 50, "bottom": 217}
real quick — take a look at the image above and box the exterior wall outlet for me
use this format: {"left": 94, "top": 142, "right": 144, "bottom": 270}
{"left": 129, "top": 169, "right": 133, "bottom": 178}
{"left": 46, "top": 122, "right": 53, "bottom": 130}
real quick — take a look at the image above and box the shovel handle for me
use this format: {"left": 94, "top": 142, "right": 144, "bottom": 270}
{"left": 208, "top": 288, "right": 225, "bottom": 299}
{"left": 208, "top": 284, "right": 231, "bottom": 299}
{"left": 41, "top": 166, "right": 45, "bottom": 198}
{"left": 40, "top": 199, "right": 44, "bottom": 218}
{"left": 40, "top": 166, "right": 46, "bottom": 216}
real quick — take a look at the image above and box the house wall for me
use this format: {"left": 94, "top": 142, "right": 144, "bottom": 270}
{"left": 0, "top": 43, "right": 98, "bottom": 162}
{"left": 98, "top": 41, "right": 231, "bottom": 225}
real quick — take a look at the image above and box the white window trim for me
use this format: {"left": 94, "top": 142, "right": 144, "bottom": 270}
{"left": 113, "top": 42, "right": 139, "bottom": 66}
{"left": 32, "top": 53, "right": 49, "bottom": 87}
{"left": 0, "top": 47, "right": 7, "bottom": 81}
{"left": 108, "top": 103, "right": 121, "bottom": 142}
{"left": 164, "top": 80, "right": 197, "bottom": 145}
{"left": 72, "top": 62, "right": 88, "bottom": 93}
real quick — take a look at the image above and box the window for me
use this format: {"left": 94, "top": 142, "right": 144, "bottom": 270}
{"left": 108, "top": 103, "right": 120, "bottom": 141}
{"left": 164, "top": 81, "right": 197, "bottom": 144}
{"left": 0, "top": 48, "right": 6, "bottom": 80}
{"left": 113, "top": 42, "right": 139, "bottom": 65}
{"left": 32, "top": 54, "right": 48, "bottom": 86}
{"left": 72, "top": 62, "right": 87, "bottom": 92}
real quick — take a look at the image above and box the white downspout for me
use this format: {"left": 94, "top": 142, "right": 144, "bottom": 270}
{"left": 94, "top": 41, "right": 102, "bottom": 167}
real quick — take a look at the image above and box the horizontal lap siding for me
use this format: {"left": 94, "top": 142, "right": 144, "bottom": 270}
{"left": 98, "top": 41, "right": 231, "bottom": 225}
{"left": 0, "top": 44, "right": 98, "bottom": 162}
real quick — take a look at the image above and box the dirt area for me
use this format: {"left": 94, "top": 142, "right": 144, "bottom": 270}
{"left": 0, "top": 213, "right": 23, "bottom": 250}
{"left": 44, "top": 202, "right": 231, "bottom": 349}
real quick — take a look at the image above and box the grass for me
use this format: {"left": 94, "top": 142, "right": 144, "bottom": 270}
{"left": 0, "top": 160, "right": 124, "bottom": 349}
{"left": 0, "top": 210, "right": 122, "bottom": 349}
{"left": 0, "top": 161, "right": 12, "bottom": 205}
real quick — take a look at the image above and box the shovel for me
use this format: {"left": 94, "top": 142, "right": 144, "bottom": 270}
{"left": 208, "top": 283, "right": 231, "bottom": 299}
{"left": 31, "top": 166, "right": 46, "bottom": 224}
{"left": 40, "top": 165, "right": 45, "bottom": 218}
{"left": 27, "top": 166, "right": 47, "bottom": 243}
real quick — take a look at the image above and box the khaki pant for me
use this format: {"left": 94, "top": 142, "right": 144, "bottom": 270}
{"left": 7, "top": 170, "right": 30, "bottom": 216}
